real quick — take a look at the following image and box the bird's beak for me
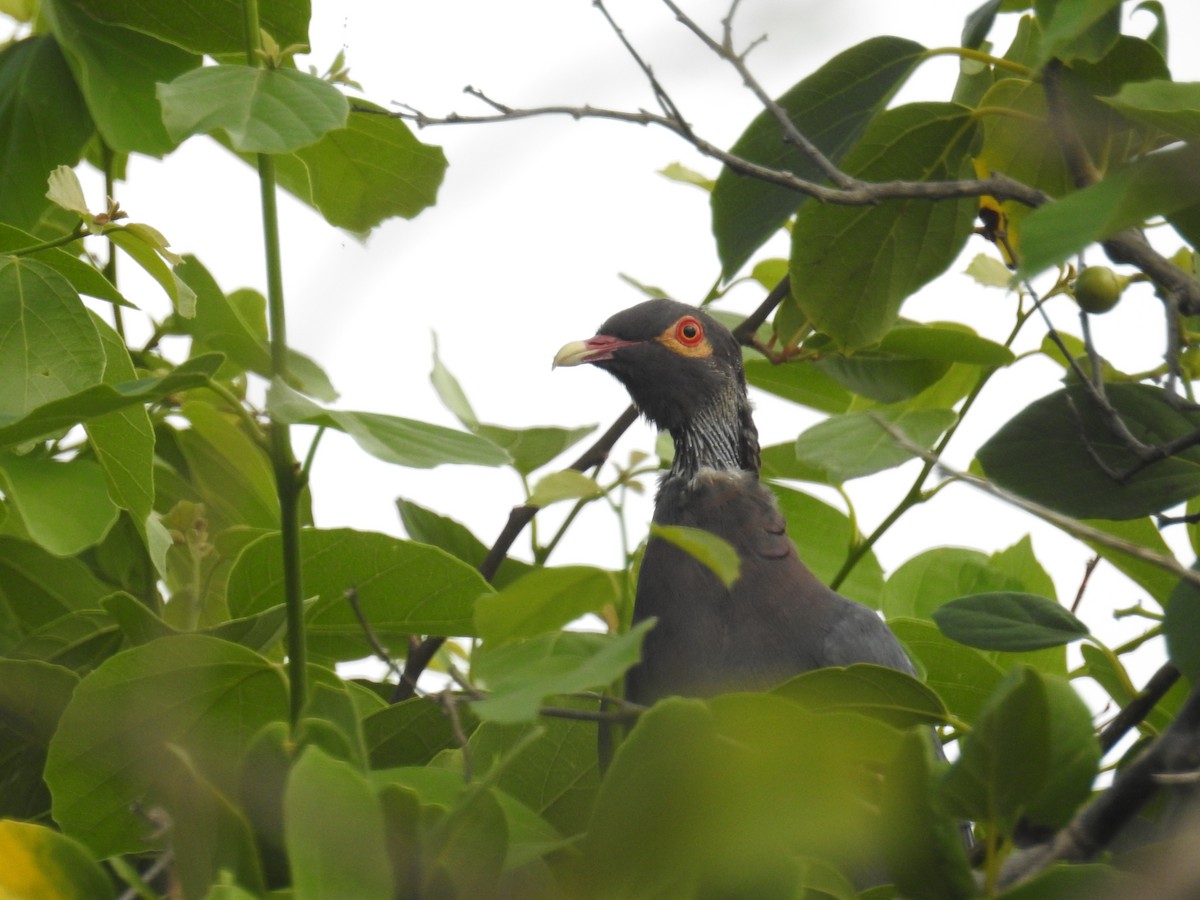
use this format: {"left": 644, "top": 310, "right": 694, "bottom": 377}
{"left": 552, "top": 335, "right": 639, "bottom": 368}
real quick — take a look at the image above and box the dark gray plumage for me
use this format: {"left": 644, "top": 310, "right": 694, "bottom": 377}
{"left": 555, "top": 298, "right": 914, "bottom": 706}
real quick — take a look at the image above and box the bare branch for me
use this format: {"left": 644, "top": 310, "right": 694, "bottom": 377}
{"left": 1098, "top": 663, "right": 1182, "bottom": 755}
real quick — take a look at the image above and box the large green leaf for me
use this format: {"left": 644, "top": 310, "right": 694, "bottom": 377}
{"left": 475, "top": 566, "right": 620, "bottom": 645}
{"left": 977, "top": 383, "right": 1200, "bottom": 519}
{"left": 580, "top": 695, "right": 900, "bottom": 895}
{"left": 0, "top": 223, "right": 126, "bottom": 305}
{"left": 0, "top": 36, "right": 93, "bottom": 229}
{"left": 159, "top": 65, "right": 348, "bottom": 154}
{"left": 1165, "top": 574, "right": 1200, "bottom": 683}
{"left": 285, "top": 746, "right": 393, "bottom": 900}
{"left": 395, "top": 497, "right": 533, "bottom": 588}
{"left": 0, "top": 454, "right": 119, "bottom": 556}
{"left": 1022, "top": 673, "right": 1100, "bottom": 828}
{"left": 0, "top": 658, "right": 78, "bottom": 748}
{"left": 227, "top": 528, "right": 492, "bottom": 659}
{"left": 1036, "top": 0, "right": 1122, "bottom": 63}
{"left": 774, "top": 663, "right": 948, "bottom": 729}
{"left": 42, "top": 0, "right": 198, "bottom": 156}
{"left": 44, "top": 634, "right": 289, "bottom": 857}
{"left": 743, "top": 358, "right": 853, "bottom": 414}
{"left": 649, "top": 524, "right": 741, "bottom": 589}
{"left": 711, "top": 36, "right": 926, "bottom": 277}
{"left": 815, "top": 352, "right": 951, "bottom": 403}
{"left": 932, "top": 592, "right": 1089, "bottom": 651}
{"left": 793, "top": 408, "right": 957, "bottom": 484}
{"left": 0, "top": 257, "right": 104, "bottom": 419}
{"left": 0, "top": 537, "right": 114, "bottom": 650}
{"left": 0, "top": 354, "right": 222, "bottom": 450}
{"left": 888, "top": 618, "right": 1006, "bottom": 724}
{"left": 1103, "top": 78, "right": 1200, "bottom": 143}
{"left": 790, "top": 103, "right": 979, "bottom": 349}
{"left": 1017, "top": 145, "right": 1200, "bottom": 277}
{"left": 364, "top": 698, "right": 478, "bottom": 769}
{"left": 75, "top": 0, "right": 310, "bottom": 56}
{"left": 1081, "top": 515, "right": 1180, "bottom": 605}
{"left": 270, "top": 103, "right": 448, "bottom": 230}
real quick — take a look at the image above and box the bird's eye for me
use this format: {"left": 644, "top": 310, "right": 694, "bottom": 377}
{"left": 675, "top": 317, "right": 704, "bottom": 346}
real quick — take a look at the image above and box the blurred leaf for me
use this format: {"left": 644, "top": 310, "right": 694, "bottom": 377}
{"left": 74, "top": 0, "right": 308, "bottom": 55}
{"left": 659, "top": 161, "right": 713, "bottom": 191}
{"left": 0, "top": 820, "right": 114, "bottom": 900}
{"left": 44, "top": 634, "right": 289, "bottom": 857}
{"left": 475, "top": 566, "right": 620, "bottom": 645}
{"left": 0, "top": 536, "right": 114, "bottom": 649}
{"left": 978, "top": 383, "right": 1200, "bottom": 519}
{"left": 159, "top": 65, "right": 347, "bottom": 153}
{"left": 998, "top": 863, "right": 1131, "bottom": 899}
{"left": 285, "top": 746, "right": 393, "bottom": 900}
{"left": 227, "top": 528, "right": 492, "bottom": 659}
{"left": 0, "top": 354, "right": 222, "bottom": 450}
{"left": 1037, "top": 0, "right": 1121, "bottom": 63}
{"left": 712, "top": 36, "right": 925, "bottom": 277}
{"left": 1165, "top": 573, "right": 1200, "bottom": 683}
{"left": 7, "top": 610, "right": 120, "bottom": 674}
{"left": 774, "top": 663, "right": 948, "bottom": 729}
{"left": 880, "top": 730, "right": 975, "bottom": 900}
{"left": 1082, "top": 516, "right": 1179, "bottom": 605}
{"left": 793, "top": 408, "right": 957, "bottom": 484}
{"left": 759, "top": 441, "right": 835, "bottom": 485}
{"left": 1023, "top": 673, "right": 1100, "bottom": 827}
{"left": 1104, "top": 78, "right": 1200, "bottom": 143}
{"left": 0, "top": 36, "right": 93, "bottom": 229}
{"left": 0, "top": 658, "right": 77, "bottom": 747}
{"left": 527, "top": 469, "right": 603, "bottom": 507}
{"left": 939, "top": 667, "right": 1049, "bottom": 830}
{"left": 791, "top": 103, "right": 978, "bottom": 349}
{"left": 0, "top": 455, "right": 118, "bottom": 556}
{"left": 364, "top": 698, "right": 478, "bottom": 769}
{"left": 42, "top": 0, "right": 198, "bottom": 156}
{"left": 650, "top": 524, "right": 741, "bottom": 589}
{"left": 178, "top": 400, "right": 278, "bottom": 531}
{"left": 965, "top": 252, "right": 1015, "bottom": 288}
{"left": 106, "top": 228, "right": 194, "bottom": 315}
{"left": 470, "top": 622, "right": 653, "bottom": 724}
{"left": 933, "top": 592, "right": 1089, "bottom": 651}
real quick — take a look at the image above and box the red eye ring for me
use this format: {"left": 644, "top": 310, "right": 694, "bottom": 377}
{"left": 675, "top": 316, "right": 704, "bottom": 346}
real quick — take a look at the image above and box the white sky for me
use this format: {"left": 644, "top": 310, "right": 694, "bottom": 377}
{"left": 98, "top": 1, "right": 1200, "bottom": 684}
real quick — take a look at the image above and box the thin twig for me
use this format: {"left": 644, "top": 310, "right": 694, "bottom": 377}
{"left": 1098, "top": 662, "right": 1181, "bottom": 755}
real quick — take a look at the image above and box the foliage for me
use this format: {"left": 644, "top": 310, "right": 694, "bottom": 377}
{"left": 0, "top": 0, "right": 1199, "bottom": 897}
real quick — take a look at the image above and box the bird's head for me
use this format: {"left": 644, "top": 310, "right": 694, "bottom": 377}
{"left": 554, "top": 298, "right": 759, "bottom": 476}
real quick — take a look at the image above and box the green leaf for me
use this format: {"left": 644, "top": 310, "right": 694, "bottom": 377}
{"left": 0, "top": 658, "right": 78, "bottom": 747}
{"left": 41, "top": 0, "right": 198, "bottom": 156}
{"left": 1105, "top": 80, "right": 1200, "bottom": 143}
{"left": 268, "top": 380, "right": 509, "bottom": 469}
{"left": 743, "top": 358, "right": 853, "bottom": 414}
{"left": 469, "top": 623, "right": 653, "bottom": 724}
{"left": 889, "top": 618, "right": 1006, "bottom": 724}
{"left": 790, "top": 103, "right": 978, "bottom": 349}
{"left": 793, "top": 408, "right": 957, "bottom": 484}
{"left": 395, "top": 497, "right": 532, "bottom": 589}
{"left": 0, "top": 536, "right": 114, "bottom": 649}
{"left": 267, "top": 102, "right": 448, "bottom": 230}
{"left": 1022, "top": 673, "right": 1100, "bottom": 827}
{"left": 650, "top": 524, "right": 741, "bottom": 589}
{"left": 285, "top": 746, "right": 393, "bottom": 900}
{"left": 884, "top": 546, "right": 1022, "bottom": 620}
{"left": 0, "top": 820, "right": 114, "bottom": 900}
{"left": 977, "top": 383, "right": 1200, "bottom": 519}
{"left": 159, "top": 64, "right": 348, "bottom": 154}
{"left": 364, "top": 698, "right": 478, "bottom": 769}
{"left": 178, "top": 400, "right": 278, "bottom": 531}
{"left": 475, "top": 566, "right": 620, "bottom": 645}
{"left": 770, "top": 485, "right": 886, "bottom": 608}
{"left": 878, "top": 321, "right": 1016, "bottom": 366}
{"left": 227, "top": 528, "right": 493, "bottom": 659}
{"left": 712, "top": 36, "right": 925, "bottom": 277}
{"left": 106, "top": 226, "right": 195, "bottom": 315}
{"left": 1017, "top": 145, "right": 1200, "bottom": 277}
{"left": 0, "top": 222, "right": 127, "bottom": 305}
{"left": 880, "top": 730, "right": 975, "bottom": 900}
{"left": 1081, "top": 516, "right": 1179, "bottom": 605}
{"left": 0, "top": 36, "right": 93, "bottom": 229}
{"left": 965, "top": 252, "right": 1015, "bottom": 288}
{"left": 933, "top": 592, "right": 1089, "bottom": 651}
{"left": 74, "top": 0, "right": 309, "bottom": 56}
{"left": 477, "top": 422, "right": 598, "bottom": 475}
{"left": 0, "top": 353, "right": 222, "bottom": 450}
{"left": 44, "top": 634, "right": 289, "bottom": 857}
{"left": 774, "top": 663, "right": 948, "bottom": 729}
{"left": 0, "top": 257, "right": 104, "bottom": 419}
{"left": 815, "top": 351, "right": 951, "bottom": 403}
{"left": 938, "top": 666, "right": 1049, "bottom": 831}
{"left": 527, "top": 469, "right": 603, "bottom": 507}
{"left": 1165, "top": 573, "right": 1200, "bottom": 683}
{"left": 0, "top": 454, "right": 119, "bottom": 556}
{"left": 1036, "top": 0, "right": 1122, "bottom": 63}
{"left": 581, "top": 695, "right": 900, "bottom": 895}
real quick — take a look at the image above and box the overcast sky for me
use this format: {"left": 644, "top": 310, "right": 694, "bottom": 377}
{"left": 99, "top": 1, "right": 1200, "bottom": 678}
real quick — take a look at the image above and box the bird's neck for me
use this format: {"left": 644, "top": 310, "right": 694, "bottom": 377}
{"left": 667, "top": 388, "right": 760, "bottom": 481}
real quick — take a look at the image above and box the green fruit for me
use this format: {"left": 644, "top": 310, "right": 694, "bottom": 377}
{"left": 1072, "top": 266, "right": 1126, "bottom": 314}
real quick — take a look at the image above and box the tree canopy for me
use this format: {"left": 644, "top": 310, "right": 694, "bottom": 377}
{"left": 1, "top": 0, "right": 1200, "bottom": 897}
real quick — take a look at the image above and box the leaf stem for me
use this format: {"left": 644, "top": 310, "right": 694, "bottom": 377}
{"left": 6, "top": 225, "right": 87, "bottom": 257}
